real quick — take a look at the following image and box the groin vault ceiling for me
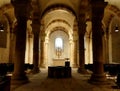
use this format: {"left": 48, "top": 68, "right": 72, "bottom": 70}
{"left": 0, "top": 0, "right": 120, "bottom": 35}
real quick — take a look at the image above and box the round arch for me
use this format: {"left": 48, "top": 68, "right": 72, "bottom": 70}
{"left": 40, "top": 4, "right": 77, "bottom": 19}
{"left": 102, "top": 4, "right": 120, "bottom": 63}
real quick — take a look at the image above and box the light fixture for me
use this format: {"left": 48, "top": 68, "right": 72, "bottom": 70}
{"left": 0, "top": 24, "right": 4, "bottom": 32}
{"left": 115, "top": 25, "right": 119, "bottom": 32}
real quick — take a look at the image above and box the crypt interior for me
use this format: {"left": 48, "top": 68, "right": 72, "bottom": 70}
{"left": 0, "top": 0, "right": 120, "bottom": 91}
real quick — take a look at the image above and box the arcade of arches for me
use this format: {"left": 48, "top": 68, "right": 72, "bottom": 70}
{"left": 0, "top": 0, "right": 120, "bottom": 85}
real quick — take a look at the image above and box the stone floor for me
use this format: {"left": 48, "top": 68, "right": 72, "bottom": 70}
{"left": 11, "top": 68, "right": 120, "bottom": 91}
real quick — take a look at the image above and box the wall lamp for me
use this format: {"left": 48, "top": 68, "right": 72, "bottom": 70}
{"left": 0, "top": 23, "right": 4, "bottom": 32}
{"left": 115, "top": 25, "right": 119, "bottom": 32}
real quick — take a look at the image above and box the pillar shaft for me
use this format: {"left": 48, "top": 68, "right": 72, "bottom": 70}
{"left": 72, "top": 40, "right": 78, "bottom": 67}
{"left": 40, "top": 40, "right": 45, "bottom": 67}
{"left": 39, "top": 23, "right": 46, "bottom": 68}
{"left": 85, "top": 34, "right": 90, "bottom": 64}
{"left": 77, "top": 14, "right": 88, "bottom": 74}
{"left": 90, "top": 1, "right": 107, "bottom": 83}
{"left": 44, "top": 39, "right": 49, "bottom": 67}
{"left": 78, "top": 34, "right": 88, "bottom": 74}
{"left": 9, "top": 30, "right": 16, "bottom": 63}
{"left": 27, "top": 33, "right": 33, "bottom": 64}
{"left": 32, "top": 23, "right": 40, "bottom": 74}
{"left": 11, "top": 17, "right": 28, "bottom": 85}
{"left": 104, "top": 27, "right": 109, "bottom": 63}
{"left": 73, "top": 25, "right": 78, "bottom": 67}
{"left": 11, "top": 1, "right": 31, "bottom": 85}
{"left": 79, "top": 34, "right": 85, "bottom": 68}
{"left": 69, "top": 39, "right": 74, "bottom": 67}
{"left": 32, "top": 33, "right": 40, "bottom": 73}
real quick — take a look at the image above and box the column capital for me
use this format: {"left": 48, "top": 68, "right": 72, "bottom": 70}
{"left": 11, "top": 0, "right": 31, "bottom": 4}
{"left": 73, "top": 31, "right": 78, "bottom": 41}
{"left": 78, "top": 13, "right": 87, "bottom": 35}
{"left": 78, "top": 13, "right": 86, "bottom": 22}
{"left": 91, "top": 1, "right": 108, "bottom": 20}
{"left": 11, "top": 0, "right": 32, "bottom": 18}
{"left": 91, "top": 0, "right": 105, "bottom": 3}
{"left": 40, "top": 32, "right": 46, "bottom": 41}
{"left": 31, "top": 23, "right": 40, "bottom": 34}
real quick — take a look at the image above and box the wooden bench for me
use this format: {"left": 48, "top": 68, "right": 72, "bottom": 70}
{"left": 0, "top": 76, "right": 11, "bottom": 91}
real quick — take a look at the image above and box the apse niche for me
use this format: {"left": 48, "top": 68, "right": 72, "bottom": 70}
{"left": 48, "top": 30, "right": 69, "bottom": 66}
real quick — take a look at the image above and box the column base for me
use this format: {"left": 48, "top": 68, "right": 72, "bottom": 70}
{"left": 77, "top": 67, "right": 89, "bottom": 74}
{"left": 40, "top": 64, "right": 46, "bottom": 68}
{"left": 32, "top": 67, "right": 40, "bottom": 74}
{"left": 89, "top": 73, "right": 108, "bottom": 85}
{"left": 11, "top": 73, "right": 29, "bottom": 85}
{"left": 72, "top": 64, "right": 78, "bottom": 68}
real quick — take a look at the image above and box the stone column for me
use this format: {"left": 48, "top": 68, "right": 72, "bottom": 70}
{"left": 77, "top": 14, "right": 88, "bottom": 74}
{"left": 27, "top": 33, "right": 33, "bottom": 64}
{"left": 39, "top": 30, "right": 46, "bottom": 68}
{"left": 9, "top": 28, "right": 16, "bottom": 63}
{"left": 84, "top": 33, "right": 90, "bottom": 64}
{"left": 31, "top": 23, "right": 40, "bottom": 74}
{"left": 104, "top": 27, "right": 109, "bottom": 63}
{"left": 72, "top": 40, "right": 78, "bottom": 67}
{"left": 89, "top": 0, "right": 107, "bottom": 84}
{"left": 40, "top": 39, "right": 45, "bottom": 68}
{"left": 11, "top": 1, "right": 30, "bottom": 85}
{"left": 44, "top": 38, "right": 49, "bottom": 67}
{"left": 72, "top": 31, "right": 78, "bottom": 67}
{"left": 69, "top": 39, "right": 74, "bottom": 67}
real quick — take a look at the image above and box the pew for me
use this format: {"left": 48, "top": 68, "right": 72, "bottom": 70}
{"left": 85, "top": 64, "right": 120, "bottom": 76}
{"left": 0, "top": 76, "right": 11, "bottom": 91}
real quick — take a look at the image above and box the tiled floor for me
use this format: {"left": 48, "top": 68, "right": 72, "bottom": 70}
{"left": 11, "top": 68, "right": 120, "bottom": 91}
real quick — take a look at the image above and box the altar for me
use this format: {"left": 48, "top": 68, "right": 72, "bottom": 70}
{"left": 53, "top": 58, "right": 65, "bottom": 66}
{"left": 48, "top": 66, "right": 71, "bottom": 78}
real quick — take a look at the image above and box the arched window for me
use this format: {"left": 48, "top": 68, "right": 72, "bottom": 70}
{"left": 55, "top": 37, "right": 63, "bottom": 49}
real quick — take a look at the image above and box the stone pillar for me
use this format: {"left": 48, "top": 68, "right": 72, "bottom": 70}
{"left": 44, "top": 38, "right": 49, "bottom": 67}
{"left": 85, "top": 33, "right": 90, "bottom": 64}
{"left": 72, "top": 31, "right": 78, "bottom": 67}
{"left": 104, "top": 27, "right": 109, "bottom": 63}
{"left": 72, "top": 40, "right": 78, "bottom": 67}
{"left": 40, "top": 39, "right": 45, "bottom": 68}
{"left": 27, "top": 32, "right": 33, "bottom": 64}
{"left": 77, "top": 14, "right": 88, "bottom": 74}
{"left": 89, "top": 0, "right": 107, "bottom": 84}
{"left": 31, "top": 23, "right": 40, "bottom": 74}
{"left": 11, "top": 1, "right": 30, "bottom": 85}
{"left": 69, "top": 39, "right": 74, "bottom": 67}
{"left": 39, "top": 30, "right": 46, "bottom": 68}
{"left": 9, "top": 29, "right": 16, "bottom": 63}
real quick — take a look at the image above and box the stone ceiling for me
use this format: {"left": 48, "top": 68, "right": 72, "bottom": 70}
{"left": 0, "top": 0, "right": 120, "bottom": 36}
